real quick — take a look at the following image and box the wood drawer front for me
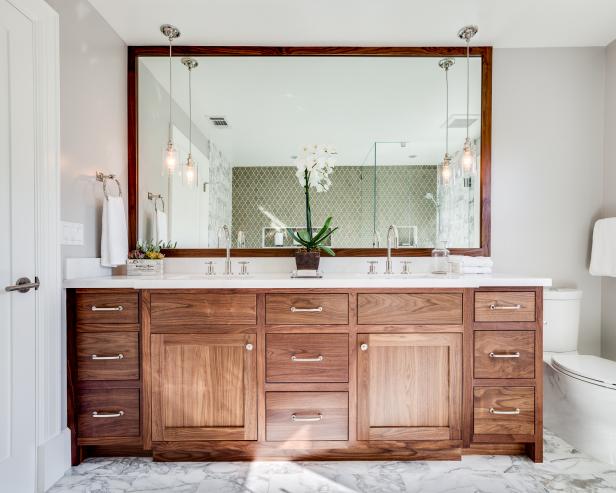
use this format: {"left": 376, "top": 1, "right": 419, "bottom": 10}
{"left": 266, "top": 392, "right": 348, "bottom": 441}
{"left": 151, "top": 293, "right": 257, "bottom": 326}
{"left": 265, "top": 294, "right": 348, "bottom": 325}
{"left": 473, "top": 387, "right": 534, "bottom": 436}
{"left": 474, "top": 331, "right": 535, "bottom": 379}
{"left": 78, "top": 388, "right": 140, "bottom": 438}
{"left": 475, "top": 292, "right": 536, "bottom": 322}
{"left": 77, "top": 332, "right": 139, "bottom": 381}
{"left": 76, "top": 291, "right": 139, "bottom": 324}
{"left": 266, "top": 334, "right": 348, "bottom": 383}
{"left": 357, "top": 293, "right": 463, "bottom": 325}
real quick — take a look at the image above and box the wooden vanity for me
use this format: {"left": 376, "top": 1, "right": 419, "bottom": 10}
{"left": 66, "top": 286, "right": 543, "bottom": 464}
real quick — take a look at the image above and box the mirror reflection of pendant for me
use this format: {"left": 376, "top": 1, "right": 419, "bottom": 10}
{"left": 274, "top": 230, "right": 284, "bottom": 247}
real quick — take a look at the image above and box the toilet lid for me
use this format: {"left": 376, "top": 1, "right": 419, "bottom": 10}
{"left": 552, "top": 354, "right": 616, "bottom": 389}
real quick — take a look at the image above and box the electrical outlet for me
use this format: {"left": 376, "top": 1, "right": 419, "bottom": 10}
{"left": 61, "top": 221, "right": 84, "bottom": 246}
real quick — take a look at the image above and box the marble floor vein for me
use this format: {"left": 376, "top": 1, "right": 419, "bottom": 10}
{"left": 48, "top": 430, "right": 616, "bottom": 493}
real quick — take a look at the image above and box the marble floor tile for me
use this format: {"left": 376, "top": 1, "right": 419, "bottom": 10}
{"left": 48, "top": 430, "right": 616, "bottom": 493}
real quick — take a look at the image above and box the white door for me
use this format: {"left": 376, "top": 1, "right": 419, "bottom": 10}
{"left": 0, "top": 1, "right": 38, "bottom": 491}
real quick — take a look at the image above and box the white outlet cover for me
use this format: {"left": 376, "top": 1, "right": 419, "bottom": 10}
{"left": 61, "top": 221, "right": 84, "bottom": 246}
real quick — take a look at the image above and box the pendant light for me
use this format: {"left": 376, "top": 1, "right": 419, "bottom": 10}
{"left": 457, "top": 25, "right": 478, "bottom": 177}
{"left": 438, "top": 57, "right": 455, "bottom": 188}
{"left": 161, "top": 24, "right": 180, "bottom": 175}
{"left": 181, "top": 57, "right": 199, "bottom": 188}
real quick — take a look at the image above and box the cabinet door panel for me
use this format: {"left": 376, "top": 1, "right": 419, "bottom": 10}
{"left": 357, "top": 333, "right": 461, "bottom": 441}
{"left": 151, "top": 333, "right": 257, "bottom": 441}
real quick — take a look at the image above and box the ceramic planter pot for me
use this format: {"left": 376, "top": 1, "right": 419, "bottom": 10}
{"left": 295, "top": 250, "right": 320, "bottom": 271}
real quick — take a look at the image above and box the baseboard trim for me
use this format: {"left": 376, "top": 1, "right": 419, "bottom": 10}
{"left": 38, "top": 428, "right": 71, "bottom": 492}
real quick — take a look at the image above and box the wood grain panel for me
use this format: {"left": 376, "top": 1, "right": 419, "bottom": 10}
{"left": 78, "top": 388, "right": 140, "bottom": 438}
{"left": 266, "top": 392, "right": 348, "bottom": 441}
{"left": 474, "top": 331, "right": 534, "bottom": 379}
{"left": 266, "top": 333, "right": 348, "bottom": 383}
{"left": 475, "top": 292, "right": 535, "bottom": 322}
{"left": 473, "top": 387, "right": 534, "bottom": 435}
{"left": 76, "top": 291, "right": 139, "bottom": 324}
{"left": 265, "top": 294, "right": 348, "bottom": 325}
{"left": 151, "top": 333, "right": 257, "bottom": 441}
{"left": 357, "top": 293, "right": 463, "bottom": 325}
{"left": 77, "top": 332, "right": 139, "bottom": 381}
{"left": 150, "top": 293, "right": 256, "bottom": 326}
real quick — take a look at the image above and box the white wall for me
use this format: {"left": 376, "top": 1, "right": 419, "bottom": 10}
{"left": 46, "top": 0, "right": 127, "bottom": 262}
{"left": 602, "top": 40, "right": 616, "bottom": 360}
{"left": 492, "top": 48, "right": 605, "bottom": 355}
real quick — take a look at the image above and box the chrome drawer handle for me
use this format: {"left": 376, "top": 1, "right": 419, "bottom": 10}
{"left": 91, "top": 353, "right": 124, "bottom": 360}
{"left": 291, "top": 355, "right": 324, "bottom": 362}
{"left": 490, "top": 304, "right": 521, "bottom": 311}
{"left": 91, "top": 410, "right": 124, "bottom": 418}
{"left": 290, "top": 306, "right": 323, "bottom": 313}
{"left": 489, "top": 352, "right": 520, "bottom": 359}
{"left": 91, "top": 305, "right": 124, "bottom": 312}
{"left": 489, "top": 407, "right": 520, "bottom": 415}
{"left": 291, "top": 414, "right": 322, "bottom": 422}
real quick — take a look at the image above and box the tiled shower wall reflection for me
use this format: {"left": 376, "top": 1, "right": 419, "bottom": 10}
{"left": 231, "top": 165, "right": 438, "bottom": 248}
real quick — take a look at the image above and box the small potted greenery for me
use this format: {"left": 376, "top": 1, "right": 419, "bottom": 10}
{"left": 127, "top": 240, "right": 176, "bottom": 276}
{"left": 288, "top": 145, "right": 338, "bottom": 271}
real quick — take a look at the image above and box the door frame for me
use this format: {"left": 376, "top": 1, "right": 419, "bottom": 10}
{"left": 5, "top": 0, "right": 64, "bottom": 491}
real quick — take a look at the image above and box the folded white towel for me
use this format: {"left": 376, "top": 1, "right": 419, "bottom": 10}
{"left": 590, "top": 218, "right": 616, "bottom": 277}
{"left": 449, "top": 255, "right": 493, "bottom": 268}
{"left": 101, "top": 196, "right": 128, "bottom": 267}
{"left": 155, "top": 210, "right": 168, "bottom": 244}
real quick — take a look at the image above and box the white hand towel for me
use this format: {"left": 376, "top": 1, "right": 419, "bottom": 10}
{"left": 101, "top": 196, "right": 128, "bottom": 267}
{"left": 590, "top": 218, "right": 616, "bottom": 277}
{"left": 155, "top": 210, "right": 168, "bottom": 244}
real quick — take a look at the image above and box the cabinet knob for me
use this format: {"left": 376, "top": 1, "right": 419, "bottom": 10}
{"left": 245, "top": 343, "right": 254, "bottom": 351}
{"left": 360, "top": 343, "right": 368, "bottom": 351}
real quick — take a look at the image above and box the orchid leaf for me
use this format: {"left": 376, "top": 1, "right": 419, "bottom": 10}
{"left": 312, "top": 217, "right": 333, "bottom": 244}
{"left": 320, "top": 245, "right": 335, "bottom": 256}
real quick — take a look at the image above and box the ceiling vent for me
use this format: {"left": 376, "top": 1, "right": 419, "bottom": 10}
{"left": 443, "top": 114, "right": 479, "bottom": 129}
{"left": 209, "top": 116, "right": 229, "bottom": 127}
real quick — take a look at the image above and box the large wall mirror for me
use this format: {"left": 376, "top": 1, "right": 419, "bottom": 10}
{"left": 129, "top": 47, "right": 491, "bottom": 256}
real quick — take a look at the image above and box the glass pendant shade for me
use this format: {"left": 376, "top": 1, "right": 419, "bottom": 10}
{"left": 457, "top": 24, "right": 478, "bottom": 177}
{"left": 183, "top": 153, "right": 198, "bottom": 188}
{"left": 181, "top": 57, "right": 199, "bottom": 189}
{"left": 439, "top": 154, "right": 453, "bottom": 188}
{"left": 163, "top": 142, "right": 178, "bottom": 175}
{"left": 160, "top": 24, "right": 180, "bottom": 176}
{"left": 459, "top": 137, "right": 477, "bottom": 176}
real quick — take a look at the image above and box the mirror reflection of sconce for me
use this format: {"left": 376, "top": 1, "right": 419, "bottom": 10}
{"left": 147, "top": 192, "right": 165, "bottom": 212}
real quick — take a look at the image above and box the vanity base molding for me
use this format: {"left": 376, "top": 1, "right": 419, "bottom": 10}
{"left": 67, "top": 286, "right": 543, "bottom": 464}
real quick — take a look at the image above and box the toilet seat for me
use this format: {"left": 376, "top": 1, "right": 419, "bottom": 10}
{"left": 551, "top": 354, "right": 616, "bottom": 390}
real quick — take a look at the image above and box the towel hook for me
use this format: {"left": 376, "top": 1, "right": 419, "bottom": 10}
{"left": 96, "top": 172, "right": 122, "bottom": 199}
{"left": 147, "top": 192, "right": 165, "bottom": 213}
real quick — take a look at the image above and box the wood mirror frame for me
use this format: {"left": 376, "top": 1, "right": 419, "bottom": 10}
{"left": 128, "top": 46, "right": 492, "bottom": 257}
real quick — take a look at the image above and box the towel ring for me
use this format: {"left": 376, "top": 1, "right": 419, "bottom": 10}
{"left": 147, "top": 192, "right": 165, "bottom": 213}
{"left": 96, "top": 172, "right": 122, "bottom": 199}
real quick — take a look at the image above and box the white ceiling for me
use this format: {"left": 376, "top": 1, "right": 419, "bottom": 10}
{"left": 90, "top": 0, "right": 616, "bottom": 48}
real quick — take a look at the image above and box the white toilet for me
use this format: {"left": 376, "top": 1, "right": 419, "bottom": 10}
{"left": 544, "top": 288, "right": 616, "bottom": 465}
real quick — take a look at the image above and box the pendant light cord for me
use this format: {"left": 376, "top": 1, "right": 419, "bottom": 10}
{"left": 188, "top": 65, "right": 192, "bottom": 156}
{"left": 466, "top": 39, "right": 470, "bottom": 141}
{"left": 445, "top": 64, "right": 449, "bottom": 156}
{"left": 168, "top": 37, "right": 173, "bottom": 144}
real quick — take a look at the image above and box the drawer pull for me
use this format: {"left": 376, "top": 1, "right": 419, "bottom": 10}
{"left": 91, "top": 353, "right": 124, "bottom": 360}
{"left": 91, "top": 305, "right": 124, "bottom": 312}
{"left": 291, "top": 355, "right": 324, "bottom": 362}
{"left": 91, "top": 410, "right": 125, "bottom": 418}
{"left": 290, "top": 306, "right": 323, "bottom": 313}
{"left": 489, "top": 352, "right": 520, "bottom": 359}
{"left": 291, "top": 414, "right": 323, "bottom": 422}
{"left": 489, "top": 303, "right": 521, "bottom": 311}
{"left": 489, "top": 407, "right": 520, "bottom": 415}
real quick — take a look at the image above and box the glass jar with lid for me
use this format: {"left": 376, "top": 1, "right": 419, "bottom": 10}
{"left": 431, "top": 241, "right": 450, "bottom": 275}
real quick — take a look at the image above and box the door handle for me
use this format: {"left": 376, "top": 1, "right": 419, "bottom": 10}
{"left": 5, "top": 276, "right": 40, "bottom": 293}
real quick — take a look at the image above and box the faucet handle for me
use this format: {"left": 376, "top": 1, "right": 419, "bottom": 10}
{"left": 205, "top": 261, "right": 216, "bottom": 276}
{"left": 401, "top": 260, "right": 412, "bottom": 275}
{"left": 367, "top": 261, "right": 378, "bottom": 275}
{"left": 239, "top": 261, "right": 249, "bottom": 276}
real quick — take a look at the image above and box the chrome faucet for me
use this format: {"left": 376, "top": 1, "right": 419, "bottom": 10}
{"left": 218, "top": 225, "right": 233, "bottom": 275}
{"left": 385, "top": 225, "right": 399, "bottom": 275}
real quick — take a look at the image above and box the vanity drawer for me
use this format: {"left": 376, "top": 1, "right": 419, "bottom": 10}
{"left": 265, "top": 294, "right": 348, "bottom": 325}
{"left": 357, "top": 293, "right": 463, "bottom": 325}
{"left": 266, "top": 333, "right": 348, "bottom": 383}
{"left": 474, "top": 331, "right": 535, "bottom": 379}
{"left": 76, "top": 291, "right": 139, "bottom": 324}
{"left": 77, "top": 332, "right": 139, "bottom": 381}
{"left": 475, "top": 292, "right": 536, "bottom": 323}
{"left": 473, "top": 387, "right": 534, "bottom": 436}
{"left": 150, "top": 292, "right": 257, "bottom": 326}
{"left": 266, "top": 392, "right": 348, "bottom": 441}
{"left": 78, "top": 388, "right": 140, "bottom": 438}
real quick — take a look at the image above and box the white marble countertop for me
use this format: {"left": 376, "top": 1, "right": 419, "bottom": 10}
{"left": 63, "top": 272, "right": 552, "bottom": 289}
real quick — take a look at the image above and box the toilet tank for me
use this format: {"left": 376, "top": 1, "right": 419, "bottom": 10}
{"left": 543, "top": 288, "right": 582, "bottom": 353}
